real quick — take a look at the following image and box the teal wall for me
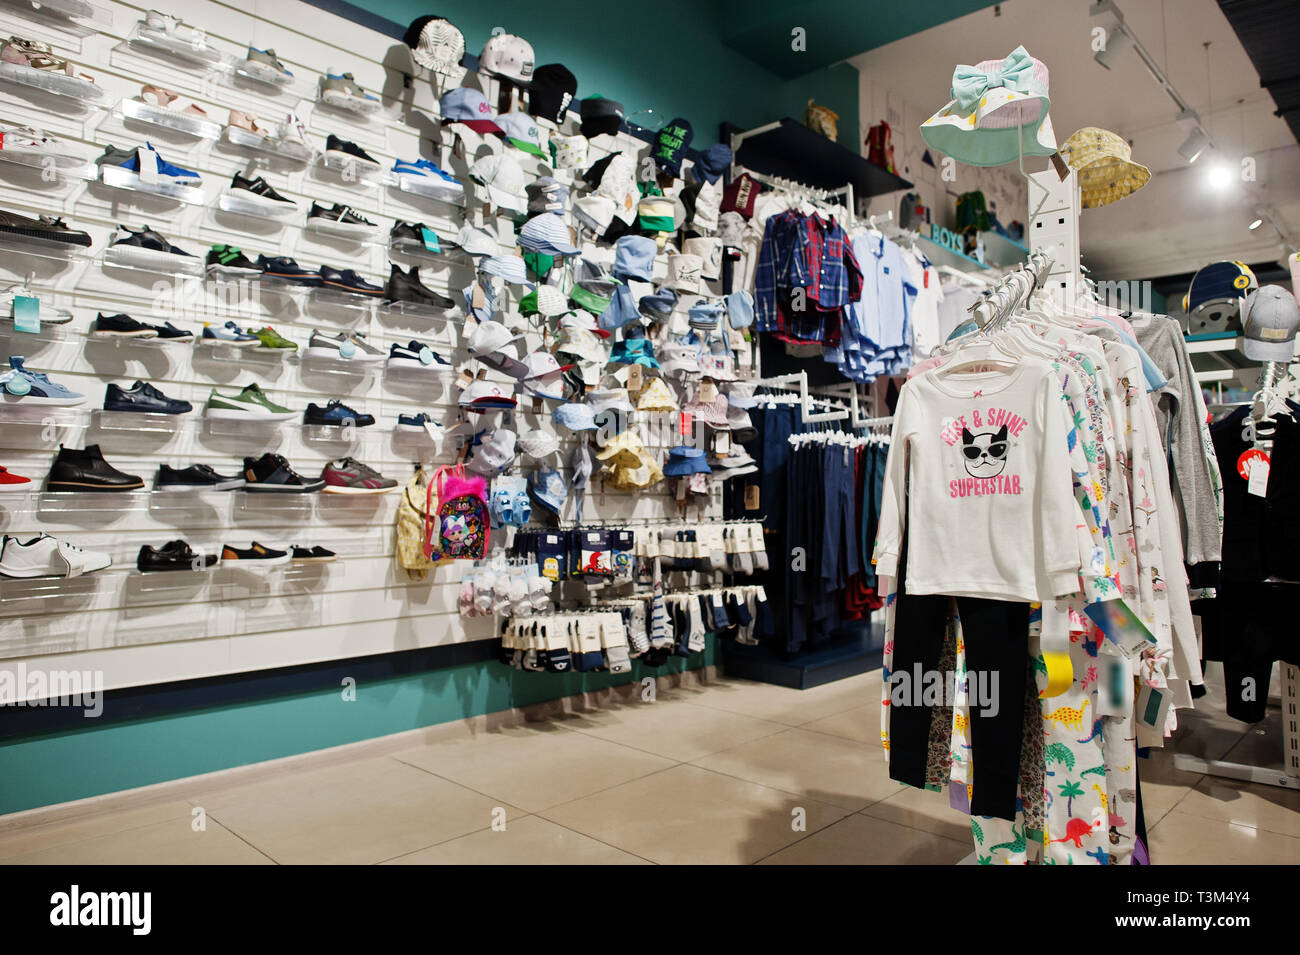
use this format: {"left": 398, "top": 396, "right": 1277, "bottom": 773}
{"left": 364, "top": 0, "right": 861, "bottom": 152}
{"left": 0, "top": 649, "right": 717, "bottom": 815}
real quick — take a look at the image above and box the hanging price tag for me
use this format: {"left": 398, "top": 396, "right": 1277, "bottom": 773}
{"left": 699, "top": 381, "right": 718, "bottom": 403}
{"left": 713, "top": 430, "right": 731, "bottom": 455}
{"left": 420, "top": 227, "right": 441, "bottom": 253}
{"left": 1237, "top": 447, "right": 1269, "bottom": 480}
{"left": 679, "top": 411, "right": 692, "bottom": 436}
{"left": 744, "top": 484, "right": 760, "bottom": 510}
{"left": 12, "top": 295, "right": 39, "bottom": 333}
{"left": 1247, "top": 457, "right": 1270, "bottom": 497}
{"left": 626, "top": 364, "right": 643, "bottom": 392}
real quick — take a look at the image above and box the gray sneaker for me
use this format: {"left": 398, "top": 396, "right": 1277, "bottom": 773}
{"left": 305, "top": 330, "right": 385, "bottom": 362}
{"left": 321, "top": 456, "right": 396, "bottom": 494}
{"left": 245, "top": 46, "right": 291, "bottom": 78}
{"left": 320, "top": 71, "right": 378, "bottom": 107}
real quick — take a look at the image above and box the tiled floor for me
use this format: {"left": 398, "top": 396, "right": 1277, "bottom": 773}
{"left": 1, "top": 666, "right": 1297, "bottom": 864}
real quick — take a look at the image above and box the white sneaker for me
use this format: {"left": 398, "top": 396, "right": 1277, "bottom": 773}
{"left": 276, "top": 112, "right": 309, "bottom": 149}
{"left": 0, "top": 534, "right": 112, "bottom": 578}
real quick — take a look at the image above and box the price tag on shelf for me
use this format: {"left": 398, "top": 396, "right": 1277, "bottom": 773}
{"left": 420, "top": 227, "right": 441, "bottom": 253}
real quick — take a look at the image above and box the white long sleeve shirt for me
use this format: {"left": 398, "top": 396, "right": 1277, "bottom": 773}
{"left": 874, "top": 358, "right": 1083, "bottom": 602}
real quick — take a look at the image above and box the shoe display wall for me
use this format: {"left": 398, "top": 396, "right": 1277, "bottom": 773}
{"left": 0, "top": 0, "right": 724, "bottom": 711}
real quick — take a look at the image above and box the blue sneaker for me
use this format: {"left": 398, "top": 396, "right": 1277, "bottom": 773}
{"left": 257, "top": 254, "right": 320, "bottom": 285}
{"left": 103, "top": 380, "right": 192, "bottom": 415}
{"left": 2, "top": 356, "right": 85, "bottom": 405}
{"left": 392, "top": 158, "right": 464, "bottom": 200}
{"left": 396, "top": 411, "right": 437, "bottom": 432}
{"left": 109, "top": 143, "right": 201, "bottom": 184}
{"left": 201, "top": 321, "right": 260, "bottom": 347}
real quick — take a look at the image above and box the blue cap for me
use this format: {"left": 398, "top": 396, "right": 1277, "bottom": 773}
{"left": 725, "top": 289, "right": 754, "bottom": 329}
{"left": 518, "top": 212, "right": 580, "bottom": 256}
{"left": 639, "top": 286, "right": 678, "bottom": 319}
{"left": 530, "top": 467, "right": 567, "bottom": 514}
{"left": 663, "top": 446, "right": 711, "bottom": 477}
{"left": 693, "top": 143, "right": 733, "bottom": 184}
{"left": 439, "top": 87, "right": 503, "bottom": 133}
{"left": 688, "top": 301, "right": 724, "bottom": 330}
{"left": 613, "top": 235, "right": 656, "bottom": 281}
{"left": 553, "top": 402, "right": 597, "bottom": 431}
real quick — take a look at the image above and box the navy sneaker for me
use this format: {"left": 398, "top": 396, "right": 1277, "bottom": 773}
{"left": 318, "top": 265, "right": 383, "bottom": 296}
{"left": 388, "top": 339, "right": 453, "bottom": 374}
{"left": 324, "top": 134, "right": 379, "bottom": 167}
{"left": 144, "top": 321, "right": 194, "bottom": 343}
{"left": 90, "top": 313, "right": 158, "bottom": 339}
{"left": 109, "top": 225, "right": 194, "bottom": 257}
{"left": 103, "top": 380, "right": 192, "bottom": 415}
{"left": 396, "top": 411, "right": 432, "bottom": 431}
{"left": 303, "top": 399, "right": 375, "bottom": 428}
{"left": 155, "top": 463, "right": 244, "bottom": 491}
{"left": 258, "top": 254, "right": 320, "bottom": 285}
{"left": 242, "top": 453, "right": 325, "bottom": 493}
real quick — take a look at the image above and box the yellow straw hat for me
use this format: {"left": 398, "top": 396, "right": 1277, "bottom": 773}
{"left": 1060, "top": 127, "right": 1151, "bottom": 209}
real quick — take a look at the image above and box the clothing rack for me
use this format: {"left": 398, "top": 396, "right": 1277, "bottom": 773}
{"left": 754, "top": 370, "right": 850, "bottom": 424}
{"left": 733, "top": 166, "right": 855, "bottom": 229}
{"left": 966, "top": 246, "right": 1056, "bottom": 329}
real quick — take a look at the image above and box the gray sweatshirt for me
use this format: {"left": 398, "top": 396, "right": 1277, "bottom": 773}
{"left": 1130, "top": 314, "right": 1223, "bottom": 563}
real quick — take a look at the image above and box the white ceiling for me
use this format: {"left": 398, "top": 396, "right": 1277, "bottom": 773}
{"left": 850, "top": 0, "right": 1300, "bottom": 281}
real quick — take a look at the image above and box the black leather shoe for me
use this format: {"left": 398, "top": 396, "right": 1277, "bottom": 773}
{"left": 47, "top": 444, "right": 145, "bottom": 492}
{"left": 384, "top": 264, "right": 455, "bottom": 309}
{"left": 137, "top": 539, "right": 217, "bottom": 572}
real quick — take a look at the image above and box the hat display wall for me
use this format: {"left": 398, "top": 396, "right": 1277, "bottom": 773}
{"left": 1060, "top": 127, "right": 1151, "bottom": 209}
{"left": 920, "top": 45, "right": 1056, "bottom": 167}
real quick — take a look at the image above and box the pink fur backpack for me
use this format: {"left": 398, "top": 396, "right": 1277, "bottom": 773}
{"left": 424, "top": 464, "right": 490, "bottom": 561}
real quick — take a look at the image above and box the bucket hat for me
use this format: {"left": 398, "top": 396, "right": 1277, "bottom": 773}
{"left": 530, "top": 467, "right": 567, "bottom": 514}
{"left": 663, "top": 446, "right": 710, "bottom": 477}
{"left": 1060, "top": 126, "right": 1151, "bottom": 209}
{"left": 609, "top": 337, "right": 659, "bottom": 369}
{"left": 920, "top": 45, "right": 1056, "bottom": 167}
{"left": 636, "top": 376, "right": 678, "bottom": 412}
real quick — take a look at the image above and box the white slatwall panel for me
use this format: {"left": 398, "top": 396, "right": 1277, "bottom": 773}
{"left": 0, "top": 0, "right": 720, "bottom": 701}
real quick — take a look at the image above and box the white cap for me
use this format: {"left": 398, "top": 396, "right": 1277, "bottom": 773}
{"left": 479, "top": 33, "right": 534, "bottom": 84}
{"left": 467, "top": 428, "right": 517, "bottom": 473}
{"left": 455, "top": 224, "right": 499, "bottom": 256}
{"left": 518, "top": 429, "right": 559, "bottom": 459}
{"left": 469, "top": 153, "right": 526, "bottom": 212}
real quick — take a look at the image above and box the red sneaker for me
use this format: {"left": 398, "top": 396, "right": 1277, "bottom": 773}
{"left": 0, "top": 465, "right": 32, "bottom": 490}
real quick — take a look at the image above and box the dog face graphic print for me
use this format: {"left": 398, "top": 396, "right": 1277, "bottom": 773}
{"left": 961, "top": 425, "right": 1009, "bottom": 479}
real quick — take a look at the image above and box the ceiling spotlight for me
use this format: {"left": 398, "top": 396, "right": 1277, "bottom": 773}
{"left": 1094, "top": 25, "right": 1134, "bottom": 69}
{"left": 1176, "top": 110, "right": 1212, "bottom": 164}
{"left": 1249, "top": 216, "right": 1264, "bottom": 231}
{"left": 1206, "top": 163, "right": 1233, "bottom": 189}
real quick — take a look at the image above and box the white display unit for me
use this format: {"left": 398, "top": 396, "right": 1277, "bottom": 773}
{"left": 0, "top": 0, "right": 722, "bottom": 701}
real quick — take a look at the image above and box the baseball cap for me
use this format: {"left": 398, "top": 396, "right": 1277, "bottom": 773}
{"left": 525, "top": 177, "right": 568, "bottom": 214}
{"left": 692, "top": 143, "right": 732, "bottom": 184}
{"left": 518, "top": 212, "right": 579, "bottom": 256}
{"left": 479, "top": 254, "right": 532, "bottom": 286}
{"left": 588, "top": 387, "right": 634, "bottom": 414}
{"left": 613, "top": 235, "right": 656, "bottom": 281}
{"left": 467, "top": 428, "right": 516, "bottom": 475}
{"left": 459, "top": 379, "right": 518, "bottom": 410}
{"left": 573, "top": 194, "right": 616, "bottom": 234}
{"left": 580, "top": 95, "right": 624, "bottom": 138}
{"left": 469, "top": 153, "right": 527, "bottom": 213}
{"left": 553, "top": 402, "right": 597, "bottom": 431}
{"left": 561, "top": 310, "right": 610, "bottom": 339}
{"left": 529, "top": 467, "right": 567, "bottom": 514}
{"left": 456, "top": 224, "right": 498, "bottom": 256}
{"left": 516, "top": 352, "right": 573, "bottom": 400}
{"left": 480, "top": 33, "right": 534, "bottom": 85}
{"left": 497, "top": 111, "right": 548, "bottom": 157}
{"left": 1241, "top": 285, "right": 1300, "bottom": 361}
{"left": 651, "top": 117, "right": 693, "bottom": 176}
{"left": 439, "top": 87, "right": 503, "bottom": 135}
{"left": 518, "top": 429, "right": 559, "bottom": 459}
{"left": 519, "top": 284, "right": 570, "bottom": 317}
{"left": 468, "top": 319, "right": 525, "bottom": 358}
{"left": 528, "top": 63, "right": 577, "bottom": 124}
{"left": 403, "top": 16, "right": 466, "bottom": 82}
{"left": 638, "top": 287, "right": 678, "bottom": 320}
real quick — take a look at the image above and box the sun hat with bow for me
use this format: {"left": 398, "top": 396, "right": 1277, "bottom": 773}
{"left": 920, "top": 45, "right": 1056, "bottom": 167}
{"left": 1060, "top": 126, "right": 1151, "bottom": 209}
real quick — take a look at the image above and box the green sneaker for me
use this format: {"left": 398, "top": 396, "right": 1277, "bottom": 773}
{"left": 205, "top": 382, "right": 296, "bottom": 421}
{"left": 247, "top": 325, "right": 297, "bottom": 350}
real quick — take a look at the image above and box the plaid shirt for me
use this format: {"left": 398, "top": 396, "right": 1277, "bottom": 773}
{"left": 755, "top": 211, "right": 861, "bottom": 345}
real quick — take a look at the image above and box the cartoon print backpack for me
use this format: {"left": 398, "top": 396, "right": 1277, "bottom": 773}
{"left": 396, "top": 467, "right": 450, "bottom": 579}
{"left": 425, "top": 464, "right": 490, "bottom": 561}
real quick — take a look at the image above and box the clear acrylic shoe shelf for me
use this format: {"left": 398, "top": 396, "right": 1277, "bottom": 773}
{"left": 316, "top": 88, "right": 383, "bottom": 117}
{"left": 217, "top": 190, "right": 297, "bottom": 221}
{"left": 0, "top": 61, "right": 105, "bottom": 104}
{"left": 229, "top": 56, "right": 295, "bottom": 89}
{"left": 308, "top": 286, "right": 380, "bottom": 313}
{"left": 123, "top": 22, "right": 229, "bottom": 71}
{"left": 87, "top": 331, "right": 191, "bottom": 349}
{"left": 198, "top": 341, "right": 294, "bottom": 364}
{"left": 0, "top": 0, "right": 114, "bottom": 36}
{"left": 317, "top": 153, "right": 384, "bottom": 186}
{"left": 98, "top": 164, "right": 207, "bottom": 204}
{"left": 0, "top": 147, "right": 95, "bottom": 181}
{"left": 0, "top": 231, "right": 92, "bottom": 262}
{"left": 221, "top": 125, "right": 312, "bottom": 166}
{"left": 102, "top": 244, "right": 205, "bottom": 277}
{"left": 388, "top": 237, "right": 472, "bottom": 266}
{"left": 380, "top": 299, "right": 460, "bottom": 323}
{"left": 391, "top": 175, "right": 466, "bottom": 206}
{"left": 91, "top": 409, "right": 187, "bottom": 433}
{"left": 303, "top": 217, "right": 380, "bottom": 242}
{"left": 118, "top": 97, "right": 221, "bottom": 139}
